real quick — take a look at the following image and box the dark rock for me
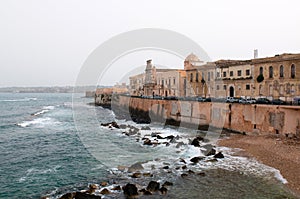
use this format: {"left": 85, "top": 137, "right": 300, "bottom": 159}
{"left": 75, "top": 192, "right": 102, "bottom": 199}
{"left": 128, "top": 162, "right": 144, "bottom": 173}
{"left": 191, "top": 138, "right": 200, "bottom": 147}
{"left": 162, "top": 166, "right": 169, "bottom": 169}
{"left": 188, "top": 169, "right": 195, "bottom": 174}
{"left": 166, "top": 135, "right": 175, "bottom": 140}
{"left": 100, "top": 181, "right": 108, "bottom": 187}
{"left": 100, "top": 188, "right": 111, "bottom": 194}
{"left": 111, "top": 185, "right": 122, "bottom": 191}
{"left": 156, "top": 135, "right": 165, "bottom": 139}
{"left": 111, "top": 122, "right": 120, "bottom": 128}
{"left": 179, "top": 158, "right": 186, "bottom": 164}
{"left": 162, "top": 181, "right": 174, "bottom": 186}
{"left": 139, "top": 188, "right": 152, "bottom": 195}
{"left": 147, "top": 181, "right": 160, "bottom": 192}
{"left": 117, "top": 165, "right": 126, "bottom": 171}
{"left": 197, "top": 172, "right": 206, "bottom": 176}
{"left": 58, "top": 192, "right": 75, "bottom": 199}
{"left": 131, "top": 172, "right": 142, "bottom": 178}
{"left": 165, "top": 142, "right": 170, "bottom": 147}
{"left": 160, "top": 187, "right": 168, "bottom": 195}
{"left": 87, "top": 184, "right": 98, "bottom": 193}
{"left": 143, "top": 172, "right": 153, "bottom": 177}
{"left": 206, "top": 158, "right": 218, "bottom": 163}
{"left": 143, "top": 139, "right": 152, "bottom": 145}
{"left": 214, "top": 152, "right": 224, "bottom": 159}
{"left": 190, "top": 156, "right": 204, "bottom": 163}
{"left": 141, "top": 126, "right": 151, "bottom": 130}
{"left": 181, "top": 173, "right": 188, "bottom": 178}
{"left": 202, "top": 144, "right": 216, "bottom": 156}
{"left": 182, "top": 165, "right": 187, "bottom": 170}
{"left": 123, "top": 183, "right": 138, "bottom": 197}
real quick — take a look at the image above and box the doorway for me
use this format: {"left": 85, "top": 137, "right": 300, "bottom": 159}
{"left": 229, "top": 86, "right": 234, "bottom": 97}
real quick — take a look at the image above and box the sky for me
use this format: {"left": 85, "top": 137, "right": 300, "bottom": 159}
{"left": 0, "top": 0, "right": 300, "bottom": 87}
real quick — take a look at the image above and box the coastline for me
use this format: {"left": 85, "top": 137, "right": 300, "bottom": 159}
{"left": 218, "top": 134, "right": 300, "bottom": 197}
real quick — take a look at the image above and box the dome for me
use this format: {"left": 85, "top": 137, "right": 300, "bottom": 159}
{"left": 185, "top": 53, "right": 200, "bottom": 62}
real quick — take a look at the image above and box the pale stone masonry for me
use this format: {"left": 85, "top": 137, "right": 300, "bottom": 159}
{"left": 129, "top": 53, "right": 300, "bottom": 102}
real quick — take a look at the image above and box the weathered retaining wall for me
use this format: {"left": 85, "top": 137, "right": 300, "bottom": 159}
{"left": 112, "top": 95, "right": 300, "bottom": 136}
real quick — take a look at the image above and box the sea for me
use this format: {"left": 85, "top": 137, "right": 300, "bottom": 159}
{"left": 0, "top": 92, "right": 298, "bottom": 199}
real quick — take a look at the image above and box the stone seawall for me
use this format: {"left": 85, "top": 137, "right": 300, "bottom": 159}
{"left": 112, "top": 95, "right": 300, "bottom": 136}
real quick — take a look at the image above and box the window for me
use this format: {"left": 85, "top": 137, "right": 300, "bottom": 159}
{"left": 173, "top": 78, "right": 176, "bottom": 85}
{"left": 230, "top": 71, "right": 233, "bottom": 76}
{"left": 223, "top": 85, "right": 227, "bottom": 90}
{"left": 162, "top": 79, "right": 164, "bottom": 86}
{"left": 259, "top": 67, "right": 263, "bottom": 75}
{"left": 291, "top": 64, "right": 295, "bottom": 78}
{"left": 237, "top": 70, "right": 242, "bottom": 76}
{"left": 208, "top": 72, "right": 211, "bottom": 81}
{"left": 246, "top": 84, "right": 250, "bottom": 90}
{"left": 217, "top": 72, "right": 220, "bottom": 78}
{"left": 169, "top": 79, "right": 171, "bottom": 85}
{"left": 216, "top": 85, "right": 220, "bottom": 90}
{"left": 196, "top": 73, "right": 199, "bottom": 82}
{"left": 202, "top": 72, "right": 205, "bottom": 80}
{"left": 190, "top": 73, "right": 193, "bottom": 82}
{"left": 223, "top": 71, "right": 227, "bottom": 77}
{"left": 246, "top": 69, "right": 250, "bottom": 76}
{"left": 280, "top": 65, "right": 284, "bottom": 78}
{"left": 269, "top": 66, "right": 273, "bottom": 78}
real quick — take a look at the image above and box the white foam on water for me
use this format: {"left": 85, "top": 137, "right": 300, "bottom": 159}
{"left": 32, "top": 106, "right": 55, "bottom": 116}
{"left": 17, "top": 117, "right": 60, "bottom": 128}
{"left": 0, "top": 97, "right": 38, "bottom": 102}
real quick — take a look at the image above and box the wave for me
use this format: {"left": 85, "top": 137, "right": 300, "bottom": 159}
{"left": 18, "top": 166, "right": 61, "bottom": 183}
{"left": 31, "top": 106, "right": 55, "bottom": 116}
{"left": 17, "top": 117, "right": 60, "bottom": 128}
{"left": 0, "top": 97, "right": 38, "bottom": 102}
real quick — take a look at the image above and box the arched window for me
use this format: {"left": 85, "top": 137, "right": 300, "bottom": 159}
{"left": 280, "top": 65, "right": 284, "bottom": 78}
{"left": 269, "top": 66, "right": 273, "bottom": 78}
{"left": 259, "top": 67, "right": 263, "bottom": 75}
{"left": 291, "top": 64, "right": 295, "bottom": 78}
{"left": 196, "top": 73, "right": 199, "bottom": 82}
{"left": 190, "top": 73, "right": 193, "bottom": 82}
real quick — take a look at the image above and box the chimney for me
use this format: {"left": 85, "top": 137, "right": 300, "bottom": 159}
{"left": 254, "top": 49, "right": 258, "bottom": 59}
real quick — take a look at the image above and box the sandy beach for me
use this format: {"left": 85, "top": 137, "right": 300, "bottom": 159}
{"left": 218, "top": 134, "right": 300, "bottom": 197}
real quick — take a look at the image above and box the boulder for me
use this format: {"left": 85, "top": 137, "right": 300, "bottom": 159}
{"left": 160, "top": 187, "right": 168, "bottom": 195}
{"left": 143, "top": 172, "right": 153, "bottom": 177}
{"left": 111, "top": 185, "right": 122, "bottom": 191}
{"left": 128, "top": 162, "right": 144, "bottom": 173}
{"left": 162, "top": 166, "right": 169, "bottom": 169}
{"left": 191, "top": 138, "right": 200, "bottom": 147}
{"left": 143, "top": 138, "right": 152, "bottom": 146}
{"left": 166, "top": 135, "right": 175, "bottom": 140}
{"left": 100, "top": 181, "right": 108, "bottom": 187}
{"left": 100, "top": 188, "right": 111, "bottom": 195}
{"left": 139, "top": 188, "right": 152, "bottom": 195}
{"left": 147, "top": 181, "right": 160, "bottom": 192}
{"left": 197, "top": 172, "right": 206, "bottom": 176}
{"left": 202, "top": 144, "right": 216, "bottom": 156}
{"left": 190, "top": 156, "right": 204, "bottom": 163}
{"left": 117, "top": 165, "right": 126, "bottom": 172}
{"left": 181, "top": 173, "right": 188, "bottom": 178}
{"left": 111, "top": 121, "right": 120, "bottom": 128}
{"left": 123, "top": 183, "right": 138, "bottom": 197}
{"left": 131, "top": 172, "right": 142, "bottom": 178}
{"left": 156, "top": 135, "right": 165, "bottom": 139}
{"left": 162, "top": 181, "right": 173, "bottom": 187}
{"left": 87, "top": 184, "right": 98, "bottom": 193}
{"left": 176, "top": 142, "right": 184, "bottom": 148}
{"left": 214, "top": 152, "right": 224, "bottom": 159}
{"left": 119, "top": 124, "right": 128, "bottom": 129}
{"left": 179, "top": 158, "right": 186, "bottom": 164}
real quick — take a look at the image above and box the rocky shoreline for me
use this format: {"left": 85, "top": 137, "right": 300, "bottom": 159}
{"left": 45, "top": 121, "right": 226, "bottom": 199}
{"left": 218, "top": 134, "right": 300, "bottom": 197}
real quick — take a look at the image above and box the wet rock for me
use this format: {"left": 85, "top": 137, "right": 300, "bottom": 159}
{"left": 139, "top": 188, "right": 152, "bottom": 195}
{"left": 202, "top": 144, "right": 216, "bottom": 156}
{"left": 112, "top": 185, "right": 122, "bottom": 191}
{"left": 58, "top": 192, "right": 75, "bottom": 199}
{"left": 206, "top": 158, "right": 218, "bottom": 163}
{"left": 182, "top": 165, "right": 187, "bottom": 170}
{"left": 162, "top": 166, "right": 169, "bottom": 169}
{"left": 147, "top": 181, "right": 160, "bottom": 192}
{"left": 101, "top": 122, "right": 119, "bottom": 129}
{"left": 131, "top": 172, "right": 142, "bottom": 178}
{"left": 75, "top": 192, "right": 102, "bottom": 199}
{"left": 143, "top": 138, "right": 152, "bottom": 146}
{"left": 156, "top": 135, "right": 165, "bottom": 139}
{"left": 188, "top": 169, "right": 195, "bottom": 174}
{"left": 160, "top": 186, "right": 168, "bottom": 195}
{"left": 191, "top": 138, "right": 200, "bottom": 147}
{"left": 111, "top": 122, "right": 120, "bottom": 128}
{"left": 197, "top": 172, "right": 206, "bottom": 176}
{"left": 100, "top": 181, "right": 107, "bottom": 187}
{"left": 165, "top": 142, "right": 170, "bottom": 147}
{"left": 181, "top": 173, "right": 188, "bottom": 178}
{"left": 190, "top": 156, "right": 204, "bottom": 163}
{"left": 128, "top": 162, "right": 144, "bottom": 173}
{"left": 166, "top": 135, "right": 175, "bottom": 140}
{"left": 100, "top": 188, "right": 111, "bottom": 195}
{"left": 87, "top": 184, "right": 98, "bottom": 193}
{"left": 143, "top": 172, "right": 153, "bottom": 177}
{"left": 214, "top": 152, "right": 224, "bottom": 159}
{"left": 162, "top": 181, "right": 174, "bottom": 187}
{"left": 123, "top": 183, "right": 138, "bottom": 198}
{"left": 179, "top": 158, "right": 186, "bottom": 164}
{"left": 141, "top": 126, "right": 151, "bottom": 130}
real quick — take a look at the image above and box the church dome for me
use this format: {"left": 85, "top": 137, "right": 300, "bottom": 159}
{"left": 185, "top": 53, "right": 200, "bottom": 62}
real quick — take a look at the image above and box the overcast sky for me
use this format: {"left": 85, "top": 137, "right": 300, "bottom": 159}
{"left": 1, "top": 0, "right": 299, "bottom": 87}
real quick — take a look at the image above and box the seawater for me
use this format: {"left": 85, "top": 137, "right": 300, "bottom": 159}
{"left": 0, "top": 93, "right": 297, "bottom": 199}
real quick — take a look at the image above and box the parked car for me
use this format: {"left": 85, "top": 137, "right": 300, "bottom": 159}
{"left": 214, "top": 98, "right": 226, "bottom": 103}
{"left": 238, "top": 98, "right": 247, "bottom": 104}
{"left": 256, "top": 98, "right": 271, "bottom": 104}
{"left": 246, "top": 98, "right": 256, "bottom": 104}
{"left": 196, "top": 97, "right": 205, "bottom": 102}
{"left": 271, "top": 99, "right": 286, "bottom": 105}
{"left": 293, "top": 98, "right": 300, "bottom": 105}
{"left": 203, "top": 97, "right": 212, "bottom": 102}
{"left": 165, "top": 96, "right": 178, "bottom": 100}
